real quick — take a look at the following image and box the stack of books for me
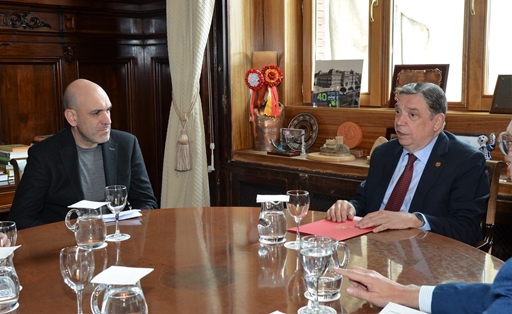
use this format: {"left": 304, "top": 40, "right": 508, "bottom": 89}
{"left": 0, "top": 144, "right": 30, "bottom": 182}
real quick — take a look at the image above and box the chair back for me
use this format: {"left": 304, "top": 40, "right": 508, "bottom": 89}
{"left": 476, "top": 160, "right": 507, "bottom": 254}
{"left": 9, "top": 158, "right": 26, "bottom": 189}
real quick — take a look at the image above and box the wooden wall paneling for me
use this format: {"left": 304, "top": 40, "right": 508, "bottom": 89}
{"left": 0, "top": 58, "right": 63, "bottom": 145}
{"left": 77, "top": 59, "right": 135, "bottom": 133}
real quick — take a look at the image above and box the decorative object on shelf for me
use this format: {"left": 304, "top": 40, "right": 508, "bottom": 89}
{"left": 246, "top": 62, "right": 285, "bottom": 152}
{"left": 306, "top": 136, "right": 355, "bottom": 163}
{"left": 313, "top": 60, "right": 363, "bottom": 108}
{"left": 388, "top": 64, "right": 449, "bottom": 108}
{"left": 336, "top": 122, "right": 363, "bottom": 148}
{"left": 367, "top": 136, "right": 388, "bottom": 162}
{"left": 477, "top": 133, "right": 496, "bottom": 160}
{"left": 281, "top": 128, "right": 306, "bottom": 153}
{"left": 288, "top": 113, "right": 318, "bottom": 151}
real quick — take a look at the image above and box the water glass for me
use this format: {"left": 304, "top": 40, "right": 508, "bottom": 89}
{"left": 0, "top": 222, "right": 17, "bottom": 247}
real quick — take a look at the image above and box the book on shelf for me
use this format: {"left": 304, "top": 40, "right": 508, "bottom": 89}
{"left": 0, "top": 144, "right": 30, "bottom": 152}
{"left": 0, "top": 159, "right": 26, "bottom": 173}
{"left": 0, "top": 150, "right": 28, "bottom": 159}
{"left": 0, "top": 172, "right": 8, "bottom": 182}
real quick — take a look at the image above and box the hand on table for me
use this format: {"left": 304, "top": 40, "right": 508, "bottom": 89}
{"left": 334, "top": 266, "right": 420, "bottom": 309}
{"left": 356, "top": 211, "right": 423, "bottom": 232}
{"left": 326, "top": 200, "right": 356, "bottom": 222}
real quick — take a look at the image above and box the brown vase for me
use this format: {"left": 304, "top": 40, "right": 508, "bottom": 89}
{"left": 251, "top": 103, "right": 285, "bottom": 151}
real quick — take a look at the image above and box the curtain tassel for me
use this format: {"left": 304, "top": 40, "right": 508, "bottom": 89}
{"left": 175, "top": 128, "right": 192, "bottom": 172}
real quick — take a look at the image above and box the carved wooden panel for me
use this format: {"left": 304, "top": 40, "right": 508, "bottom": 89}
{"left": 0, "top": 59, "right": 63, "bottom": 145}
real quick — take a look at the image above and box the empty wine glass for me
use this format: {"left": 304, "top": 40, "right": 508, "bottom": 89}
{"left": 299, "top": 236, "right": 336, "bottom": 314}
{"left": 105, "top": 185, "right": 130, "bottom": 242}
{"left": 60, "top": 246, "right": 95, "bottom": 314}
{"left": 285, "top": 190, "right": 310, "bottom": 250}
{"left": 0, "top": 221, "right": 17, "bottom": 247}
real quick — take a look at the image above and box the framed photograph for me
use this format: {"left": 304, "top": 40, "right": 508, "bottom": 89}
{"left": 388, "top": 64, "right": 449, "bottom": 108}
{"left": 489, "top": 75, "right": 512, "bottom": 114}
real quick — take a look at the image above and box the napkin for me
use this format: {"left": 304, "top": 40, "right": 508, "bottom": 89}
{"left": 256, "top": 195, "right": 289, "bottom": 203}
{"left": 379, "top": 302, "right": 427, "bottom": 313}
{"left": 68, "top": 200, "right": 109, "bottom": 209}
{"left": 103, "top": 210, "right": 142, "bottom": 222}
{"left": 0, "top": 245, "right": 21, "bottom": 259}
{"left": 91, "top": 266, "right": 154, "bottom": 285}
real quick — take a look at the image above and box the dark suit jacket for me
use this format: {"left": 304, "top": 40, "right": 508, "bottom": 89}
{"left": 9, "top": 127, "right": 158, "bottom": 229}
{"left": 351, "top": 131, "right": 489, "bottom": 245}
{"left": 431, "top": 258, "right": 512, "bottom": 313}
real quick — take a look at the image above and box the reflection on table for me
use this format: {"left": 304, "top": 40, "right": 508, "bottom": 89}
{"left": 11, "top": 207, "right": 504, "bottom": 313}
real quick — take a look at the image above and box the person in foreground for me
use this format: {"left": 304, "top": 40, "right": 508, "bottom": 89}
{"left": 9, "top": 79, "right": 157, "bottom": 229}
{"left": 334, "top": 258, "right": 512, "bottom": 314}
{"left": 326, "top": 82, "right": 489, "bottom": 246}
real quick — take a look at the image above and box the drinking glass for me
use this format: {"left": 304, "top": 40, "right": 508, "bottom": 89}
{"left": 0, "top": 221, "right": 17, "bottom": 247}
{"left": 60, "top": 246, "right": 95, "bottom": 314}
{"left": 105, "top": 185, "right": 130, "bottom": 242}
{"left": 285, "top": 190, "right": 310, "bottom": 250}
{"left": 298, "top": 236, "right": 336, "bottom": 314}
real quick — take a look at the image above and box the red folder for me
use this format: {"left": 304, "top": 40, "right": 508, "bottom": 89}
{"left": 288, "top": 218, "right": 374, "bottom": 241}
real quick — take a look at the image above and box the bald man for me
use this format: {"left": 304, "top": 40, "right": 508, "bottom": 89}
{"left": 9, "top": 79, "right": 157, "bottom": 229}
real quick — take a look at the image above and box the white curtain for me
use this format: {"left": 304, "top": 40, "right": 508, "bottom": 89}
{"left": 161, "top": 0, "right": 214, "bottom": 208}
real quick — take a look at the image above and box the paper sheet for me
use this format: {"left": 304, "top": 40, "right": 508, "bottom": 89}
{"left": 103, "top": 210, "right": 142, "bottom": 222}
{"left": 68, "top": 200, "right": 109, "bottom": 209}
{"left": 379, "top": 302, "right": 428, "bottom": 314}
{"left": 91, "top": 266, "right": 153, "bottom": 285}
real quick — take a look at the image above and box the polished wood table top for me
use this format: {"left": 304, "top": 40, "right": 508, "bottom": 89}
{"left": 12, "top": 207, "right": 504, "bottom": 313}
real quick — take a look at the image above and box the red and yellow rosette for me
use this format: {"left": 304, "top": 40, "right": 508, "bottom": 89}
{"left": 245, "top": 69, "right": 264, "bottom": 121}
{"left": 261, "top": 65, "right": 283, "bottom": 117}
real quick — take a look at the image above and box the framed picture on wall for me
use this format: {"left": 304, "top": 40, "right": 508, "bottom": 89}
{"left": 388, "top": 64, "right": 449, "bottom": 108}
{"left": 490, "top": 75, "right": 512, "bottom": 114}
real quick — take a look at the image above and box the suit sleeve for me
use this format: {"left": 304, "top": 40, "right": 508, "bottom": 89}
{"left": 127, "top": 137, "right": 157, "bottom": 209}
{"left": 8, "top": 146, "right": 50, "bottom": 229}
{"left": 431, "top": 258, "right": 512, "bottom": 314}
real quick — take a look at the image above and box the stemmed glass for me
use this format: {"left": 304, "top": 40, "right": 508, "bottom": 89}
{"left": 105, "top": 185, "right": 130, "bottom": 242}
{"left": 299, "top": 236, "right": 336, "bottom": 314}
{"left": 59, "top": 246, "right": 95, "bottom": 314}
{"left": 0, "top": 221, "right": 17, "bottom": 247}
{"left": 285, "top": 190, "right": 310, "bottom": 250}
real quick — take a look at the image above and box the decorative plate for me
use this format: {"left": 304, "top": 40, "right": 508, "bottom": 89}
{"left": 287, "top": 113, "right": 318, "bottom": 151}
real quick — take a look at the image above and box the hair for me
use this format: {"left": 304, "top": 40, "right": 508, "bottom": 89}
{"left": 394, "top": 82, "right": 447, "bottom": 117}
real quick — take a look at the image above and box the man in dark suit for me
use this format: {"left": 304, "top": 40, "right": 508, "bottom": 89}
{"left": 334, "top": 258, "right": 512, "bottom": 313}
{"left": 327, "top": 82, "right": 489, "bottom": 245}
{"left": 9, "top": 79, "right": 157, "bottom": 229}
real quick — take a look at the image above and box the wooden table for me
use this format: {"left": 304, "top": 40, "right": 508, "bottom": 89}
{"left": 11, "top": 207, "right": 504, "bottom": 313}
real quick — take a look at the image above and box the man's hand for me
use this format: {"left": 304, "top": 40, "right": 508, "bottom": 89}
{"left": 334, "top": 266, "right": 420, "bottom": 309}
{"left": 356, "top": 211, "right": 423, "bottom": 232}
{"left": 326, "top": 200, "right": 356, "bottom": 222}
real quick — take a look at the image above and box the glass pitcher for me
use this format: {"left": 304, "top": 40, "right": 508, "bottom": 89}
{"left": 0, "top": 253, "right": 20, "bottom": 312}
{"left": 302, "top": 236, "right": 350, "bottom": 302}
{"left": 91, "top": 282, "right": 148, "bottom": 314}
{"left": 65, "top": 207, "right": 107, "bottom": 250}
{"left": 257, "top": 201, "right": 287, "bottom": 244}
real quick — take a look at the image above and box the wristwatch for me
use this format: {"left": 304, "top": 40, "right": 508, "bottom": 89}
{"left": 414, "top": 212, "right": 426, "bottom": 228}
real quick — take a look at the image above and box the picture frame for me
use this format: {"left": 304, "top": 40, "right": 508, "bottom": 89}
{"left": 388, "top": 64, "right": 450, "bottom": 108}
{"left": 489, "top": 75, "right": 512, "bottom": 114}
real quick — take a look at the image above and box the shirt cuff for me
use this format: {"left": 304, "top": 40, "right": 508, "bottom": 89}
{"left": 419, "top": 285, "right": 435, "bottom": 313}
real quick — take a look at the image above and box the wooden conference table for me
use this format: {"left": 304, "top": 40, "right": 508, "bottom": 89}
{"left": 11, "top": 207, "right": 504, "bottom": 313}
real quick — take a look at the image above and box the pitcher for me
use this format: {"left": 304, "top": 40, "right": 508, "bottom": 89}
{"left": 257, "top": 201, "right": 287, "bottom": 244}
{"left": 0, "top": 253, "right": 20, "bottom": 312}
{"left": 65, "top": 207, "right": 107, "bottom": 250}
{"left": 91, "top": 282, "right": 148, "bottom": 314}
{"left": 303, "top": 236, "right": 350, "bottom": 302}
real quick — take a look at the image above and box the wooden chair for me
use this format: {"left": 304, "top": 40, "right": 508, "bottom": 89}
{"left": 9, "top": 158, "right": 26, "bottom": 189}
{"left": 476, "top": 160, "right": 507, "bottom": 254}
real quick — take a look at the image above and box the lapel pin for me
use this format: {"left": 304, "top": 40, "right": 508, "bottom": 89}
{"left": 435, "top": 162, "right": 441, "bottom": 167}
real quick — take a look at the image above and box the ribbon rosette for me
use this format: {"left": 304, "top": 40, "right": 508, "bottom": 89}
{"left": 261, "top": 65, "right": 283, "bottom": 117}
{"left": 245, "top": 69, "right": 264, "bottom": 121}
